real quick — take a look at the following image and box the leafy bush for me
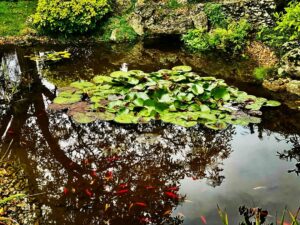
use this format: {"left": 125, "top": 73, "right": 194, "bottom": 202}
{"left": 101, "top": 16, "right": 137, "bottom": 43}
{"left": 33, "top": 0, "right": 111, "bottom": 34}
{"left": 257, "top": 1, "right": 300, "bottom": 48}
{"left": 182, "top": 19, "right": 251, "bottom": 54}
{"left": 204, "top": 3, "right": 228, "bottom": 28}
{"left": 275, "top": 1, "right": 300, "bottom": 41}
{"left": 181, "top": 28, "right": 210, "bottom": 52}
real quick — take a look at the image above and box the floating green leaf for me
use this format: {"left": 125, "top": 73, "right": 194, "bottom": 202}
{"left": 265, "top": 100, "right": 281, "bottom": 107}
{"left": 72, "top": 112, "right": 96, "bottom": 124}
{"left": 93, "top": 75, "right": 113, "bottom": 84}
{"left": 172, "top": 65, "right": 192, "bottom": 72}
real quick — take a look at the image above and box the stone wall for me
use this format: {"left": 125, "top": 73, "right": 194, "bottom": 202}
{"left": 127, "top": 3, "right": 208, "bottom": 37}
{"left": 124, "top": 0, "right": 276, "bottom": 37}
{"left": 222, "top": 0, "right": 276, "bottom": 27}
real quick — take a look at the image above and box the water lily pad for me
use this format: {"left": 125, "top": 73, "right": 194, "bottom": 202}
{"left": 95, "top": 112, "right": 115, "bottom": 121}
{"left": 211, "top": 87, "right": 230, "bottom": 101}
{"left": 190, "top": 84, "right": 204, "bottom": 95}
{"left": 205, "top": 121, "right": 227, "bottom": 130}
{"left": 172, "top": 65, "right": 192, "bottom": 72}
{"left": 92, "top": 75, "right": 112, "bottom": 84}
{"left": 114, "top": 112, "right": 138, "bottom": 124}
{"left": 53, "top": 94, "right": 81, "bottom": 104}
{"left": 70, "top": 81, "right": 95, "bottom": 90}
{"left": 72, "top": 112, "right": 96, "bottom": 124}
{"left": 110, "top": 71, "right": 130, "bottom": 78}
{"left": 49, "top": 66, "right": 281, "bottom": 129}
{"left": 265, "top": 100, "right": 281, "bottom": 107}
{"left": 173, "top": 119, "right": 197, "bottom": 127}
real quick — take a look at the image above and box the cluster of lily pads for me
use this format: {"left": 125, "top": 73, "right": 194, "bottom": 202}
{"left": 26, "top": 50, "right": 71, "bottom": 62}
{"left": 50, "top": 66, "right": 280, "bottom": 130}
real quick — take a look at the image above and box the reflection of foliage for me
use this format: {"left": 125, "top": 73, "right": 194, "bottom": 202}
{"left": 277, "top": 135, "right": 300, "bottom": 175}
{"left": 25, "top": 50, "right": 71, "bottom": 62}
{"left": 238, "top": 206, "right": 270, "bottom": 225}
{"left": 0, "top": 56, "right": 19, "bottom": 103}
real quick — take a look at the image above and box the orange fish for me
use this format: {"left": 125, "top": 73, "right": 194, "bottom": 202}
{"left": 135, "top": 202, "right": 147, "bottom": 207}
{"left": 85, "top": 188, "right": 93, "bottom": 197}
{"left": 116, "top": 189, "right": 129, "bottom": 195}
{"left": 63, "top": 187, "right": 68, "bottom": 195}
{"left": 200, "top": 215, "right": 207, "bottom": 224}
{"left": 164, "top": 191, "right": 178, "bottom": 199}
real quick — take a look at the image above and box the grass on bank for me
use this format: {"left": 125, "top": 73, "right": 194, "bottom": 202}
{"left": 0, "top": 1, "right": 37, "bottom": 36}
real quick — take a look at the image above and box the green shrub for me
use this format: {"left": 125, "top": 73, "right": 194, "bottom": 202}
{"left": 274, "top": 1, "right": 300, "bottom": 41}
{"left": 182, "top": 19, "right": 251, "bottom": 54}
{"left": 257, "top": 1, "right": 300, "bottom": 48}
{"left": 204, "top": 3, "right": 228, "bottom": 28}
{"left": 33, "top": 0, "right": 111, "bottom": 34}
{"left": 181, "top": 28, "right": 210, "bottom": 52}
{"left": 101, "top": 16, "right": 137, "bottom": 43}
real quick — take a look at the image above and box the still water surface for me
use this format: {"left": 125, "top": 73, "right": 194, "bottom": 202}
{"left": 0, "top": 42, "right": 299, "bottom": 224}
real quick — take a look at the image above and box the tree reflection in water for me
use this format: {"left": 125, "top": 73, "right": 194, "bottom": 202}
{"left": 277, "top": 135, "right": 300, "bottom": 176}
{"left": 0, "top": 49, "right": 234, "bottom": 224}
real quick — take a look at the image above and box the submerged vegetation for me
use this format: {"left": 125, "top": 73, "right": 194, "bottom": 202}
{"left": 50, "top": 66, "right": 280, "bottom": 129}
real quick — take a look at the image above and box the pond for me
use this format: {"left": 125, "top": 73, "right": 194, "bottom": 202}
{"left": 0, "top": 41, "right": 300, "bottom": 225}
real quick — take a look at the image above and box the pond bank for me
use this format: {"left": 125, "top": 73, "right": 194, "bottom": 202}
{"left": 0, "top": 160, "right": 41, "bottom": 224}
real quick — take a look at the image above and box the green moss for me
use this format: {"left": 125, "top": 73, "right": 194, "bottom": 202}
{"left": 101, "top": 16, "right": 137, "bottom": 43}
{"left": 253, "top": 67, "right": 272, "bottom": 80}
{"left": 0, "top": 1, "right": 37, "bottom": 36}
{"left": 166, "top": 0, "right": 183, "bottom": 9}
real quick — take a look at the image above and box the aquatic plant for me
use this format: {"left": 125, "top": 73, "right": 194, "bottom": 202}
{"left": 217, "top": 205, "right": 300, "bottom": 225}
{"left": 49, "top": 66, "right": 280, "bottom": 129}
{"left": 26, "top": 50, "right": 71, "bottom": 62}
